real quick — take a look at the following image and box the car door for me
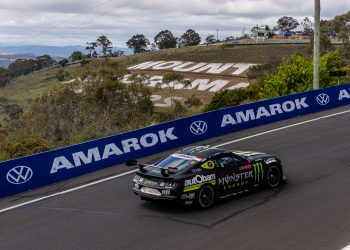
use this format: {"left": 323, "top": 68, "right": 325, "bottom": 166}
{"left": 216, "top": 153, "right": 257, "bottom": 196}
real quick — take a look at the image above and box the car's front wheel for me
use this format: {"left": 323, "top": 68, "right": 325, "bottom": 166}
{"left": 196, "top": 185, "right": 215, "bottom": 209}
{"left": 265, "top": 165, "right": 282, "bottom": 188}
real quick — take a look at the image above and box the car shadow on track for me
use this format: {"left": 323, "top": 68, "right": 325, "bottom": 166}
{"left": 135, "top": 183, "right": 287, "bottom": 229}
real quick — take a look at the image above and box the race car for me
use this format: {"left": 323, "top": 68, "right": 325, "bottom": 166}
{"left": 126, "top": 145, "right": 284, "bottom": 209}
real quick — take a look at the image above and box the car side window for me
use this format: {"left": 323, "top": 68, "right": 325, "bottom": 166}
{"left": 217, "top": 156, "right": 241, "bottom": 168}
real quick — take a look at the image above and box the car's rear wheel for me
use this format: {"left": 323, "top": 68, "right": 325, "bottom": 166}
{"left": 197, "top": 185, "right": 215, "bottom": 209}
{"left": 265, "top": 165, "right": 282, "bottom": 188}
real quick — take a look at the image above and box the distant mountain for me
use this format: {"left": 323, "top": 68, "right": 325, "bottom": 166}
{"left": 0, "top": 45, "right": 84, "bottom": 58}
{"left": 0, "top": 45, "right": 133, "bottom": 68}
{"left": 0, "top": 53, "right": 36, "bottom": 69}
{"left": 0, "top": 45, "right": 133, "bottom": 58}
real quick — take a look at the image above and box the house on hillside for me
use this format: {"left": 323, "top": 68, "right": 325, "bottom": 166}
{"left": 250, "top": 25, "right": 272, "bottom": 39}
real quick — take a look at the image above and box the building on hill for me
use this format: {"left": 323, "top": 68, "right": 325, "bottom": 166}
{"left": 250, "top": 25, "right": 273, "bottom": 39}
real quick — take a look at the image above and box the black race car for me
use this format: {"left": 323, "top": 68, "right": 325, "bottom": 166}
{"left": 126, "top": 146, "right": 284, "bottom": 209}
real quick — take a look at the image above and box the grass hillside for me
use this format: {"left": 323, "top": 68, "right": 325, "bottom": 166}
{"left": 0, "top": 43, "right": 310, "bottom": 126}
{"left": 116, "top": 44, "right": 310, "bottom": 65}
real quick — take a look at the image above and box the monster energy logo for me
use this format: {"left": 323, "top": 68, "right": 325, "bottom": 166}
{"left": 253, "top": 162, "right": 264, "bottom": 183}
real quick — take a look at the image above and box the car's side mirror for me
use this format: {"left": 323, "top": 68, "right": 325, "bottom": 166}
{"left": 125, "top": 159, "right": 138, "bottom": 166}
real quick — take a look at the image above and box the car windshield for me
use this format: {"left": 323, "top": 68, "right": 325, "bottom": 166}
{"left": 155, "top": 153, "right": 203, "bottom": 171}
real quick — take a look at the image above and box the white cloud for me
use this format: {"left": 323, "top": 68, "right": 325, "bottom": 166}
{"left": 0, "top": 0, "right": 348, "bottom": 46}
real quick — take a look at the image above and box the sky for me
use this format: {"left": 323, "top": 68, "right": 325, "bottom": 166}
{"left": 0, "top": 0, "right": 348, "bottom": 47}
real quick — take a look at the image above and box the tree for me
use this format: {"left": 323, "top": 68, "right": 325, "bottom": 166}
{"left": 86, "top": 41, "right": 98, "bottom": 58}
{"left": 302, "top": 17, "right": 313, "bottom": 34}
{"left": 154, "top": 30, "right": 177, "bottom": 49}
{"left": 309, "top": 31, "right": 334, "bottom": 55}
{"left": 97, "top": 35, "right": 113, "bottom": 57}
{"left": 260, "top": 51, "right": 343, "bottom": 99}
{"left": 205, "top": 34, "right": 216, "bottom": 45}
{"left": 58, "top": 58, "right": 68, "bottom": 67}
{"left": 34, "top": 55, "right": 55, "bottom": 71}
{"left": 18, "top": 59, "right": 154, "bottom": 146}
{"left": 70, "top": 51, "right": 84, "bottom": 62}
{"left": 126, "top": 34, "right": 150, "bottom": 54}
{"left": 56, "top": 69, "right": 69, "bottom": 81}
{"left": 179, "top": 29, "right": 201, "bottom": 47}
{"left": 276, "top": 16, "right": 299, "bottom": 32}
{"left": 155, "top": 73, "right": 191, "bottom": 114}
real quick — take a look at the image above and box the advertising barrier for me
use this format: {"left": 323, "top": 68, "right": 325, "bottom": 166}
{"left": 1, "top": 83, "right": 350, "bottom": 198}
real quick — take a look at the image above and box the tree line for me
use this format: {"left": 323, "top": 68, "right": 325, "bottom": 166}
{"left": 126, "top": 28, "right": 201, "bottom": 54}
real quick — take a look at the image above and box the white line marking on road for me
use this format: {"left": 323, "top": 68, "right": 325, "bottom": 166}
{"left": 2, "top": 108, "right": 350, "bottom": 214}
{"left": 216, "top": 109, "right": 350, "bottom": 147}
{"left": 341, "top": 244, "right": 350, "bottom": 250}
{"left": 0, "top": 170, "right": 138, "bottom": 214}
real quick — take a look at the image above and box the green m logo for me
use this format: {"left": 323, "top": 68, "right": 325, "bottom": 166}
{"left": 253, "top": 162, "right": 264, "bottom": 183}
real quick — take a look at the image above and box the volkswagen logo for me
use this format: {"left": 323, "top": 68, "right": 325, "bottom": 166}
{"left": 190, "top": 121, "right": 208, "bottom": 135}
{"left": 316, "top": 93, "right": 330, "bottom": 106}
{"left": 6, "top": 166, "right": 33, "bottom": 185}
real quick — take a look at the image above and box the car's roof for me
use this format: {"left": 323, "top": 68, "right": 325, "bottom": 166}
{"left": 176, "top": 146, "right": 226, "bottom": 159}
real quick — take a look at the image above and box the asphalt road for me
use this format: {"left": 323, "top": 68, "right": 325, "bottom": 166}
{"left": 1, "top": 106, "right": 350, "bottom": 250}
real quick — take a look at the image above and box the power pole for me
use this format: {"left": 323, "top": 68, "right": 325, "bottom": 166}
{"left": 313, "top": 0, "right": 320, "bottom": 89}
{"left": 217, "top": 29, "right": 219, "bottom": 42}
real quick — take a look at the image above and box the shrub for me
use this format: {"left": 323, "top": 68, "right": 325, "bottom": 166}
{"left": 0, "top": 131, "right": 55, "bottom": 161}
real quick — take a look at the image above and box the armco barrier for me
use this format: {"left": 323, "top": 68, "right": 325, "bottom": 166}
{"left": 1, "top": 83, "right": 350, "bottom": 198}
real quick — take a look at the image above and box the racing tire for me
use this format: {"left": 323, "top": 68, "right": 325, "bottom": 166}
{"left": 265, "top": 165, "right": 282, "bottom": 188}
{"left": 196, "top": 185, "right": 215, "bottom": 209}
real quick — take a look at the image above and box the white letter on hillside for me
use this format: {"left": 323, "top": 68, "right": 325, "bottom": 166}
{"left": 128, "top": 61, "right": 164, "bottom": 70}
{"left": 231, "top": 63, "right": 257, "bottom": 76}
{"left": 194, "top": 63, "right": 234, "bottom": 74}
{"left": 152, "top": 61, "right": 183, "bottom": 70}
{"left": 187, "top": 79, "right": 229, "bottom": 92}
{"left": 173, "top": 62, "right": 207, "bottom": 72}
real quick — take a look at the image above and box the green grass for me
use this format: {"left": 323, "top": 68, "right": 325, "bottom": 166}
{"left": 116, "top": 44, "right": 311, "bottom": 65}
{"left": 0, "top": 43, "right": 310, "bottom": 127}
{"left": 0, "top": 64, "right": 80, "bottom": 105}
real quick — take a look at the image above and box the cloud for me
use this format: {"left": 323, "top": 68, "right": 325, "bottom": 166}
{"left": 0, "top": 0, "right": 348, "bottom": 46}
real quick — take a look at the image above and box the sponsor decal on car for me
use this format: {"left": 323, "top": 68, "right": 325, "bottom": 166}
{"left": 218, "top": 171, "right": 253, "bottom": 185}
{"left": 183, "top": 174, "right": 216, "bottom": 192}
{"left": 192, "top": 168, "right": 202, "bottom": 173}
{"left": 171, "top": 153, "right": 203, "bottom": 161}
{"left": 223, "top": 181, "right": 249, "bottom": 190}
{"left": 239, "top": 164, "right": 252, "bottom": 171}
{"left": 252, "top": 162, "right": 264, "bottom": 183}
{"left": 181, "top": 193, "right": 196, "bottom": 200}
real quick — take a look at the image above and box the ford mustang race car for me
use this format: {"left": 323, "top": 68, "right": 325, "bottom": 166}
{"left": 126, "top": 146, "right": 284, "bottom": 209}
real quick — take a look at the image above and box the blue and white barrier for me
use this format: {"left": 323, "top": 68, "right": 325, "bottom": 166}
{"left": 1, "top": 83, "right": 350, "bottom": 198}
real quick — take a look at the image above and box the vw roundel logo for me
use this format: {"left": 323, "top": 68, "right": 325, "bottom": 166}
{"left": 190, "top": 121, "right": 208, "bottom": 135}
{"left": 316, "top": 93, "right": 330, "bottom": 106}
{"left": 6, "top": 166, "right": 33, "bottom": 185}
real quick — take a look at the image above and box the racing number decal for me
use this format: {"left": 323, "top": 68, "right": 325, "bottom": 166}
{"left": 252, "top": 162, "right": 264, "bottom": 183}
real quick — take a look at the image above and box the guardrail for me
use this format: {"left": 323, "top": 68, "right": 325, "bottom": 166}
{"left": 1, "top": 83, "right": 350, "bottom": 198}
